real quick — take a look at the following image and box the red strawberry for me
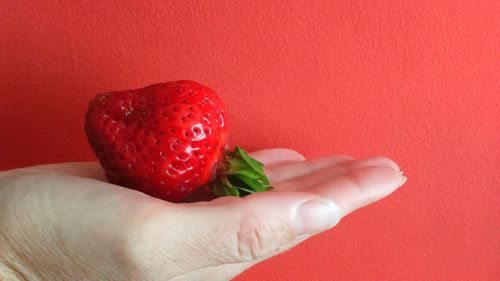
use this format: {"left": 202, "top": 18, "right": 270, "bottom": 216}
{"left": 85, "top": 80, "right": 271, "bottom": 202}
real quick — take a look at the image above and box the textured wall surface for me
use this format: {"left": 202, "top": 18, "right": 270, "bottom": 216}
{"left": 1, "top": 1, "right": 498, "bottom": 280}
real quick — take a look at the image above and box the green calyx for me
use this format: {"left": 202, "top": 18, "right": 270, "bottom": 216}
{"left": 211, "top": 146, "right": 273, "bottom": 197}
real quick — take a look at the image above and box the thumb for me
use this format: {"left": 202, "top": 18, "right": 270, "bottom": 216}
{"left": 177, "top": 191, "right": 342, "bottom": 264}
{"left": 173, "top": 164, "right": 405, "bottom": 266}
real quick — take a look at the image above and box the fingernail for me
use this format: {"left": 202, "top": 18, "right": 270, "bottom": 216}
{"left": 400, "top": 175, "right": 408, "bottom": 185}
{"left": 295, "top": 199, "right": 341, "bottom": 235}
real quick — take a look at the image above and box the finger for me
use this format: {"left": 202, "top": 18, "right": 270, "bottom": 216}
{"left": 265, "top": 155, "right": 353, "bottom": 183}
{"left": 307, "top": 166, "right": 407, "bottom": 216}
{"left": 170, "top": 191, "right": 341, "bottom": 266}
{"left": 249, "top": 148, "right": 305, "bottom": 166}
{"left": 273, "top": 156, "right": 400, "bottom": 191}
{"left": 138, "top": 165, "right": 405, "bottom": 271}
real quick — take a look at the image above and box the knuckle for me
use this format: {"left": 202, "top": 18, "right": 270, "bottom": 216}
{"left": 236, "top": 217, "right": 265, "bottom": 261}
{"left": 234, "top": 215, "right": 294, "bottom": 262}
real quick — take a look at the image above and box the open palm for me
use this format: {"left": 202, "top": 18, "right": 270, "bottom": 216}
{"left": 0, "top": 149, "right": 405, "bottom": 281}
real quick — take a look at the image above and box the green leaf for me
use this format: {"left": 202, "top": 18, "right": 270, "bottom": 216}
{"left": 226, "top": 158, "right": 261, "bottom": 178}
{"left": 236, "top": 174, "right": 268, "bottom": 192}
{"left": 235, "top": 187, "right": 257, "bottom": 194}
{"left": 223, "top": 185, "right": 240, "bottom": 197}
{"left": 211, "top": 146, "right": 272, "bottom": 198}
{"left": 234, "top": 146, "right": 264, "bottom": 172}
{"left": 211, "top": 177, "right": 240, "bottom": 197}
{"left": 258, "top": 173, "right": 269, "bottom": 185}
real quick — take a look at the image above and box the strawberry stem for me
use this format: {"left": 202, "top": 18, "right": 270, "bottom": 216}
{"left": 211, "top": 146, "right": 272, "bottom": 197}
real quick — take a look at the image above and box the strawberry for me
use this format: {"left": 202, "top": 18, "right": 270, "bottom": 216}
{"left": 85, "top": 80, "right": 270, "bottom": 202}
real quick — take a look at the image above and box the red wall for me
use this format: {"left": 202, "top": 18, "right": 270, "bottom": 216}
{"left": 1, "top": 1, "right": 498, "bottom": 280}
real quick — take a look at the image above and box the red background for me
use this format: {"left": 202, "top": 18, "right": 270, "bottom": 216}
{"left": 1, "top": 1, "right": 498, "bottom": 280}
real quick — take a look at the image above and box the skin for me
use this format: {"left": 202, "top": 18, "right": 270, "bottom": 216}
{"left": 0, "top": 149, "right": 406, "bottom": 281}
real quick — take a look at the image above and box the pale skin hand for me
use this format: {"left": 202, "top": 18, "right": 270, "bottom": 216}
{"left": 0, "top": 149, "right": 406, "bottom": 281}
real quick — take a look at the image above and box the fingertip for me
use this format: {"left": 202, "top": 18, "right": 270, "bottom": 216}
{"left": 309, "top": 166, "right": 405, "bottom": 216}
{"left": 351, "top": 166, "right": 406, "bottom": 198}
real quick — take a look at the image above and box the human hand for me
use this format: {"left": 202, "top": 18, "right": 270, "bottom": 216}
{"left": 0, "top": 149, "right": 406, "bottom": 281}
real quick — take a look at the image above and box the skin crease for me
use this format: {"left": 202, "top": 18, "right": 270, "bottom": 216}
{"left": 0, "top": 149, "right": 406, "bottom": 281}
